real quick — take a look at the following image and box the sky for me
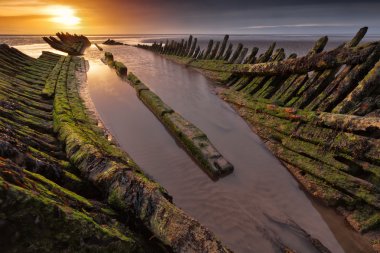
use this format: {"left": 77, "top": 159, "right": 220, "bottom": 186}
{"left": 0, "top": 0, "right": 379, "bottom": 35}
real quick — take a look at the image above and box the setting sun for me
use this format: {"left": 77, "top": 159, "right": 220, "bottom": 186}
{"left": 45, "top": 5, "right": 81, "bottom": 26}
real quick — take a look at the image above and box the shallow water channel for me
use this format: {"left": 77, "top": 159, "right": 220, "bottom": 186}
{"left": 84, "top": 45, "right": 372, "bottom": 253}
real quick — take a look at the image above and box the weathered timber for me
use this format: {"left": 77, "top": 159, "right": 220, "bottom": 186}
{"left": 94, "top": 43, "right": 103, "bottom": 51}
{"left": 136, "top": 27, "right": 380, "bottom": 250}
{"left": 229, "top": 43, "right": 243, "bottom": 63}
{"left": 228, "top": 43, "right": 278, "bottom": 92}
{"left": 41, "top": 56, "right": 65, "bottom": 98}
{"left": 223, "top": 43, "right": 233, "bottom": 61}
{"left": 43, "top": 32, "right": 91, "bottom": 55}
{"left": 54, "top": 55, "right": 232, "bottom": 253}
{"left": 123, "top": 69, "right": 234, "bottom": 179}
{"left": 236, "top": 45, "right": 280, "bottom": 93}
{"left": 222, "top": 91, "right": 380, "bottom": 205}
{"left": 344, "top": 27, "right": 368, "bottom": 49}
{"left": 231, "top": 43, "right": 377, "bottom": 76}
{"left": 203, "top": 40, "right": 214, "bottom": 60}
{"left": 179, "top": 41, "right": 188, "bottom": 56}
{"left": 175, "top": 39, "right": 184, "bottom": 56}
{"left": 193, "top": 46, "right": 201, "bottom": 59}
{"left": 256, "top": 52, "right": 295, "bottom": 99}
{"left": 308, "top": 36, "right": 329, "bottom": 56}
{"left": 187, "top": 38, "right": 197, "bottom": 57}
{"left": 335, "top": 61, "right": 380, "bottom": 114}
{"left": 103, "top": 39, "right": 124, "bottom": 45}
{"left": 104, "top": 51, "right": 114, "bottom": 64}
{"left": 103, "top": 52, "right": 128, "bottom": 77}
{"left": 0, "top": 41, "right": 236, "bottom": 253}
{"left": 217, "top": 35, "right": 229, "bottom": 60}
{"left": 257, "top": 43, "right": 277, "bottom": 63}
{"left": 303, "top": 28, "right": 369, "bottom": 111}
{"left": 186, "top": 35, "right": 193, "bottom": 54}
{"left": 197, "top": 49, "right": 204, "bottom": 59}
{"left": 244, "top": 47, "right": 259, "bottom": 64}
{"left": 319, "top": 44, "right": 380, "bottom": 112}
{"left": 0, "top": 46, "right": 169, "bottom": 252}
{"left": 235, "top": 48, "right": 249, "bottom": 64}
{"left": 209, "top": 41, "right": 220, "bottom": 60}
{"left": 230, "top": 44, "right": 276, "bottom": 90}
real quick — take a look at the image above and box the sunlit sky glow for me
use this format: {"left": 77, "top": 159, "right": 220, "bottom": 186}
{"left": 0, "top": 0, "right": 379, "bottom": 35}
{"left": 43, "top": 5, "right": 81, "bottom": 26}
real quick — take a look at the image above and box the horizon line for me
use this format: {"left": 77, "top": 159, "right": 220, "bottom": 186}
{"left": 2, "top": 32, "right": 380, "bottom": 36}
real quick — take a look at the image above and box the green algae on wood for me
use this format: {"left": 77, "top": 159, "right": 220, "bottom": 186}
{"left": 0, "top": 46, "right": 168, "bottom": 252}
{"left": 103, "top": 52, "right": 128, "bottom": 77}
{"left": 50, "top": 52, "right": 232, "bottom": 252}
{"left": 137, "top": 27, "right": 380, "bottom": 250}
{"left": 0, "top": 44, "right": 231, "bottom": 253}
{"left": 125, "top": 71, "right": 234, "bottom": 179}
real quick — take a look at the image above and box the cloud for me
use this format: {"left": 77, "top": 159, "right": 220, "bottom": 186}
{"left": 0, "top": 0, "right": 45, "bottom": 7}
{"left": 243, "top": 24, "right": 354, "bottom": 29}
{"left": 0, "top": 0, "right": 47, "bottom": 16}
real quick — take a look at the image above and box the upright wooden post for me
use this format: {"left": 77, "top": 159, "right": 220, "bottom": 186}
{"left": 217, "top": 35, "right": 229, "bottom": 60}
{"left": 203, "top": 40, "right": 214, "bottom": 59}
{"left": 223, "top": 43, "right": 233, "bottom": 61}
{"left": 244, "top": 47, "right": 259, "bottom": 64}
{"left": 235, "top": 48, "right": 248, "bottom": 64}
{"left": 209, "top": 41, "right": 220, "bottom": 60}
{"left": 192, "top": 46, "right": 201, "bottom": 58}
{"left": 229, "top": 43, "right": 243, "bottom": 63}
{"left": 188, "top": 38, "right": 197, "bottom": 57}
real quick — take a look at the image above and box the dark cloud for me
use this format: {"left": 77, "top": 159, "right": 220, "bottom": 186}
{"left": 91, "top": 0, "right": 379, "bottom": 34}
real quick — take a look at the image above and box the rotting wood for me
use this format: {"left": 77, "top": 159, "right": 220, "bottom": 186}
{"left": 217, "top": 35, "right": 229, "bottom": 60}
{"left": 102, "top": 52, "right": 234, "bottom": 179}
{"left": 137, "top": 27, "right": 380, "bottom": 250}
{"left": 43, "top": 32, "right": 91, "bottom": 55}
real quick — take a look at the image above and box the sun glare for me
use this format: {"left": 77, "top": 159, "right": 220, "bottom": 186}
{"left": 44, "top": 5, "right": 81, "bottom": 26}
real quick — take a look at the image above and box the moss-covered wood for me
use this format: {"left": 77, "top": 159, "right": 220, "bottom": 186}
{"left": 220, "top": 89, "right": 380, "bottom": 247}
{"left": 0, "top": 44, "right": 232, "bottom": 253}
{"left": 43, "top": 32, "right": 91, "bottom": 55}
{"left": 103, "top": 52, "right": 128, "bottom": 77}
{"left": 138, "top": 27, "right": 380, "bottom": 250}
{"left": 53, "top": 53, "right": 231, "bottom": 252}
{"left": 0, "top": 46, "right": 169, "bottom": 252}
{"left": 123, "top": 70, "right": 234, "bottom": 179}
